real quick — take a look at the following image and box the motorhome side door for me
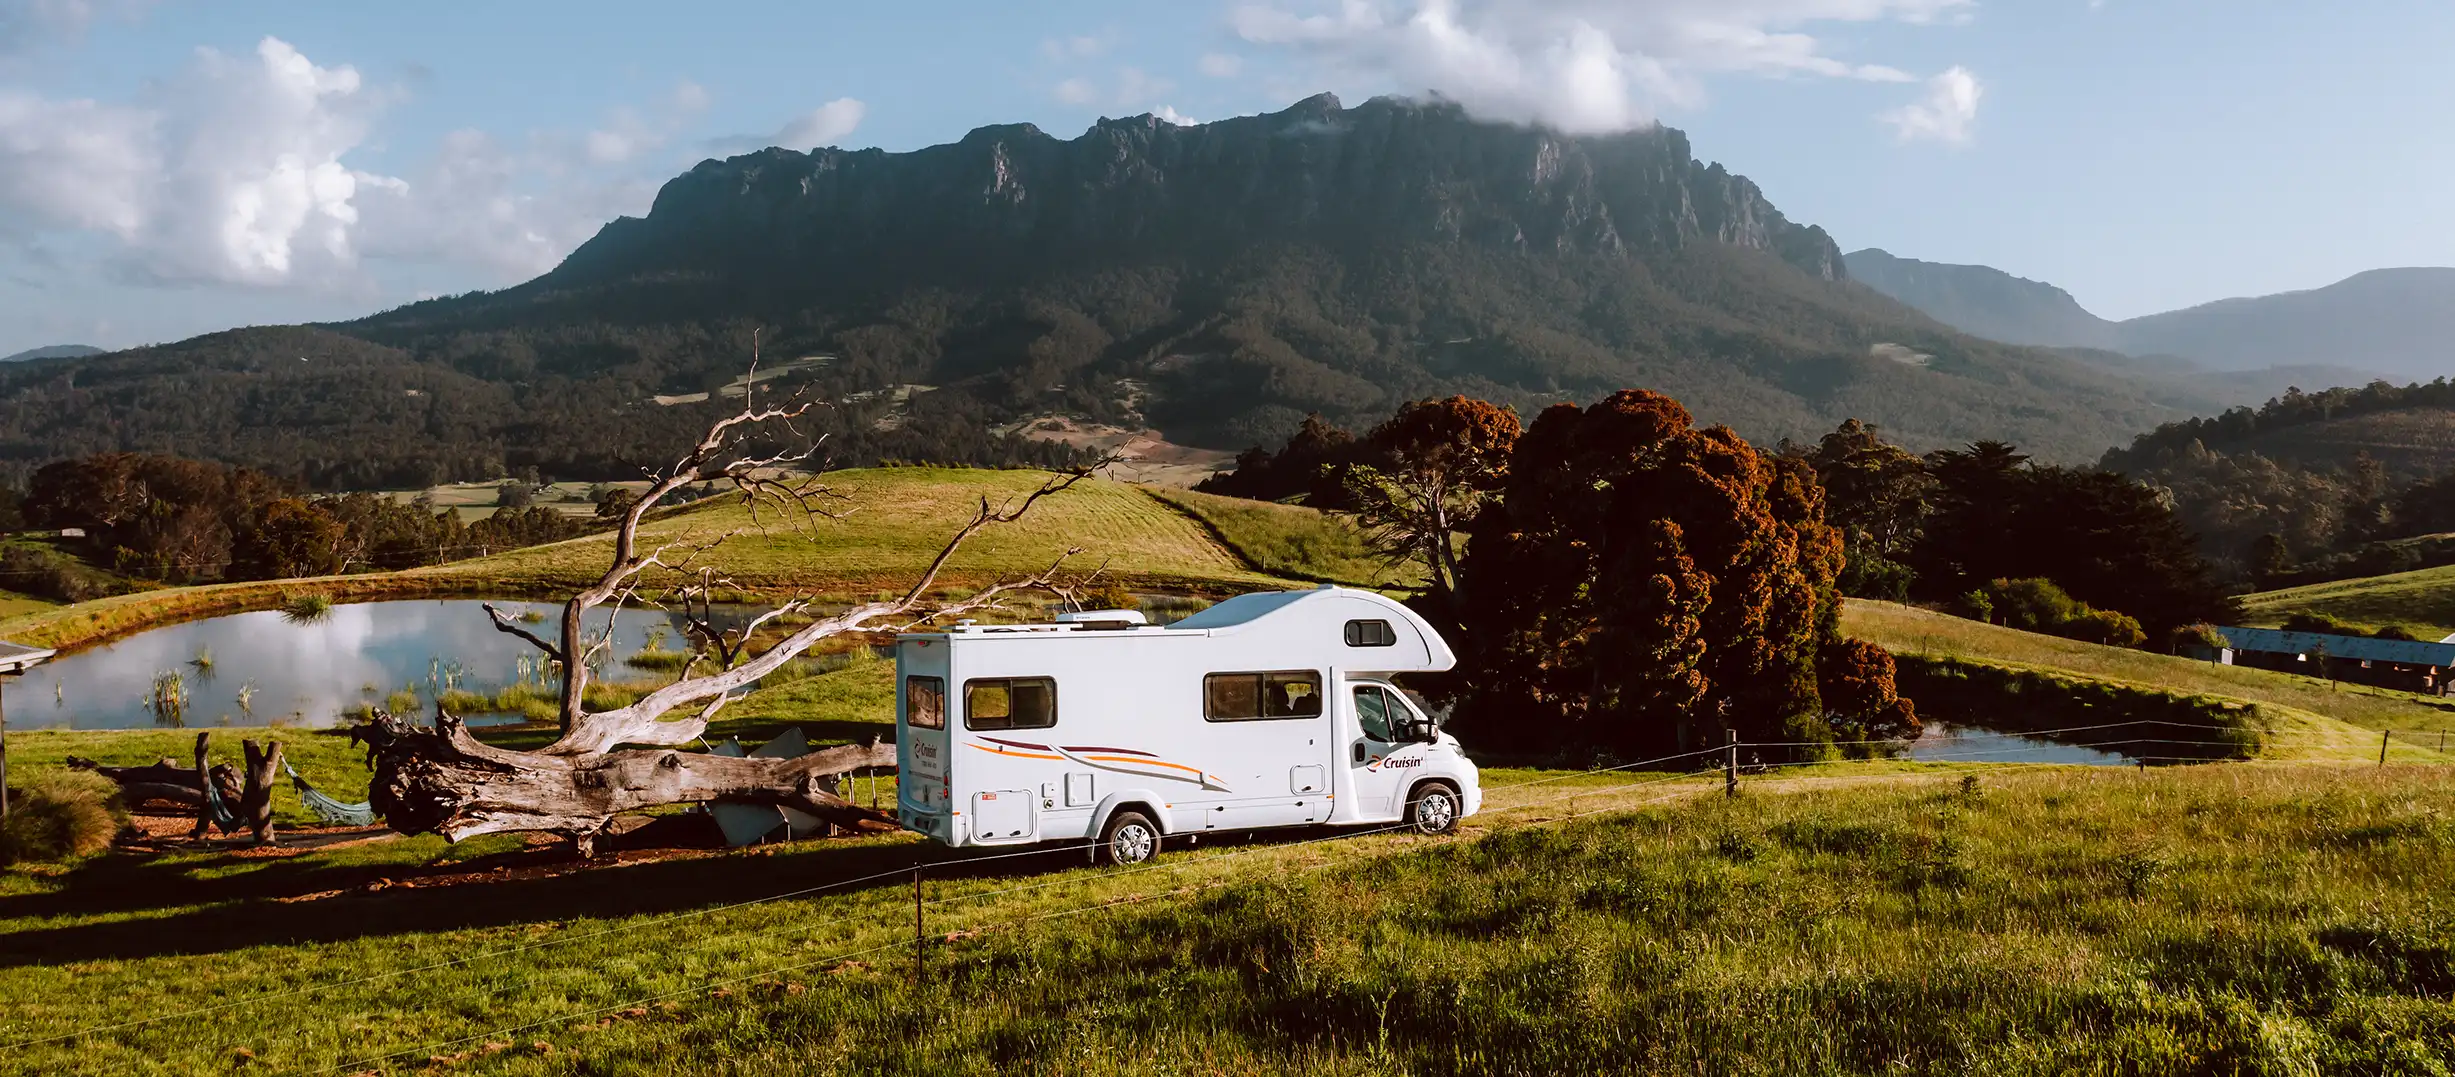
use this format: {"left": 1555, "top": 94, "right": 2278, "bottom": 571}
{"left": 1346, "top": 683, "right": 1418, "bottom": 819}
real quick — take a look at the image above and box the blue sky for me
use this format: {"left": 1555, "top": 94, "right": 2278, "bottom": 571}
{"left": 1, "top": 0, "right": 2448, "bottom": 355}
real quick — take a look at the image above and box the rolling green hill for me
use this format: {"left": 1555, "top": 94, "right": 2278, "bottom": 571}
{"left": 0, "top": 468, "right": 1411, "bottom": 653}
{"left": 2240, "top": 564, "right": 2455, "bottom": 640}
{"left": 1844, "top": 599, "right": 2455, "bottom": 752}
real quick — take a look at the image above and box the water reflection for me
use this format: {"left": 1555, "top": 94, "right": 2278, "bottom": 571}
{"left": 7, "top": 600, "right": 759, "bottom": 731}
{"left": 1906, "top": 722, "right": 2133, "bottom": 766}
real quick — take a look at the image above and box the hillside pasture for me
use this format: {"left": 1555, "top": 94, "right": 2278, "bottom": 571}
{"left": 0, "top": 468, "right": 1286, "bottom": 652}
{"left": 2241, "top": 564, "right": 2455, "bottom": 641}
{"left": 1145, "top": 486, "right": 1411, "bottom": 589}
{"left": 2, "top": 761, "right": 2451, "bottom": 1073}
{"left": 1845, "top": 599, "right": 2455, "bottom": 744}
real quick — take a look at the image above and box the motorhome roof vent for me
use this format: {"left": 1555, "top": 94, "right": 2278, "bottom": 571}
{"left": 1055, "top": 609, "right": 1149, "bottom": 628}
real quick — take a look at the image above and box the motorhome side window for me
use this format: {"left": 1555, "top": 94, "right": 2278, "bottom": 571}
{"left": 904, "top": 676, "right": 945, "bottom": 730}
{"left": 965, "top": 677, "right": 1056, "bottom": 731}
{"left": 1344, "top": 619, "right": 1397, "bottom": 647}
{"left": 1204, "top": 671, "right": 1323, "bottom": 721}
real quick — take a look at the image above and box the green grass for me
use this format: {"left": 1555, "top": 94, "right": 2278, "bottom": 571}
{"left": 0, "top": 590, "right": 56, "bottom": 619}
{"left": 0, "top": 468, "right": 1290, "bottom": 653}
{"left": 2241, "top": 563, "right": 2455, "bottom": 641}
{"left": 1145, "top": 487, "right": 1417, "bottom": 589}
{"left": 1845, "top": 600, "right": 2455, "bottom": 752}
{"left": 2, "top": 763, "right": 2451, "bottom": 1073}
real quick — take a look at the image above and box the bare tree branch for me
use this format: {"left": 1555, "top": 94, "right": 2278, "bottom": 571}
{"left": 482, "top": 603, "right": 566, "bottom": 664}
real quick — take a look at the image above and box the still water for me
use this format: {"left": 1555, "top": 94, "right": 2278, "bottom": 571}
{"left": 1906, "top": 721, "right": 2133, "bottom": 766}
{"left": 4, "top": 600, "right": 755, "bottom": 731}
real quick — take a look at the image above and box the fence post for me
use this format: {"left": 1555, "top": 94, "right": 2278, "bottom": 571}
{"left": 1724, "top": 729, "right": 1738, "bottom": 799}
{"left": 912, "top": 864, "right": 925, "bottom": 987}
{"left": 2380, "top": 729, "right": 2390, "bottom": 768}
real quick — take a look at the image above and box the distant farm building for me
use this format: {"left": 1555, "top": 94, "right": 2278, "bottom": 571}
{"left": 2206, "top": 627, "right": 2455, "bottom": 695}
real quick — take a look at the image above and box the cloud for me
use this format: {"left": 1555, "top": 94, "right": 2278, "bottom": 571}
{"left": 0, "top": 34, "right": 699, "bottom": 290}
{"left": 0, "top": 36, "right": 379, "bottom": 285}
{"left": 1878, "top": 64, "right": 1981, "bottom": 144}
{"left": 1053, "top": 77, "right": 1097, "bottom": 105}
{"left": 1040, "top": 31, "right": 1115, "bottom": 60}
{"left": 583, "top": 79, "right": 711, "bottom": 164}
{"left": 1199, "top": 52, "right": 1243, "bottom": 77}
{"left": 774, "top": 97, "right": 866, "bottom": 148}
{"left": 1230, "top": 0, "right": 1964, "bottom": 134}
{"left": 351, "top": 128, "right": 632, "bottom": 279}
{"left": 1052, "top": 67, "right": 1180, "bottom": 114}
{"left": 0, "top": 90, "right": 154, "bottom": 236}
{"left": 0, "top": 0, "right": 145, "bottom": 58}
{"left": 1155, "top": 105, "right": 1197, "bottom": 126}
{"left": 701, "top": 97, "right": 872, "bottom": 156}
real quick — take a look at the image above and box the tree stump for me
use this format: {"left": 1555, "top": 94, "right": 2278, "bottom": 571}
{"left": 240, "top": 739, "right": 282, "bottom": 845}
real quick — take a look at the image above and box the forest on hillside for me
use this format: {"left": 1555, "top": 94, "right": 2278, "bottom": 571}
{"left": 2098, "top": 380, "right": 2455, "bottom": 586}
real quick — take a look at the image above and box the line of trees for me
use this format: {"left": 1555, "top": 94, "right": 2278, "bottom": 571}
{"left": 6, "top": 453, "right": 607, "bottom": 594}
{"left": 1799, "top": 422, "right": 2231, "bottom": 637}
{"left": 1208, "top": 394, "right": 2237, "bottom": 761}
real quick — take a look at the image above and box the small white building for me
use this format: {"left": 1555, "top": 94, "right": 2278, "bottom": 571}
{"left": 894, "top": 585, "right": 1481, "bottom": 863}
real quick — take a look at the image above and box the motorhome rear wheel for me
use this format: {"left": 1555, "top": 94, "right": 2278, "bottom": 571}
{"left": 1101, "top": 810, "right": 1160, "bottom": 865}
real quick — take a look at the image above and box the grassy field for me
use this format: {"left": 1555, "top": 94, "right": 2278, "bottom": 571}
{"left": 0, "top": 468, "right": 1290, "bottom": 653}
{"left": 1144, "top": 487, "right": 1411, "bottom": 589}
{"left": 0, "top": 589, "right": 55, "bottom": 619}
{"left": 2, "top": 762, "right": 2450, "bottom": 1073}
{"left": 1845, "top": 600, "right": 2455, "bottom": 751}
{"left": 2241, "top": 564, "right": 2455, "bottom": 640}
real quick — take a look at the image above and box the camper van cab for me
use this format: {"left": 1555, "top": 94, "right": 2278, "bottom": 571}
{"left": 894, "top": 585, "right": 1480, "bottom": 864}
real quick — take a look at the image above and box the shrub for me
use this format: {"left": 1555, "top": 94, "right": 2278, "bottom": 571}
{"left": 2281, "top": 611, "right": 2360, "bottom": 636}
{"left": 0, "top": 770, "right": 125, "bottom": 865}
{"left": 2069, "top": 608, "right": 2146, "bottom": 647}
{"left": 1838, "top": 549, "right": 1914, "bottom": 601}
{"left": 1070, "top": 583, "right": 1139, "bottom": 613}
{"left": 1983, "top": 577, "right": 2083, "bottom": 633}
{"left": 2167, "top": 622, "right": 2230, "bottom": 653}
{"left": 1981, "top": 577, "right": 2151, "bottom": 649}
{"left": 0, "top": 542, "right": 129, "bottom": 603}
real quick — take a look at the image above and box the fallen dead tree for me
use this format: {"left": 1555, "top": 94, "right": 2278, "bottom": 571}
{"left": 364, "top": 342, "right": 1099, "bottom": 856}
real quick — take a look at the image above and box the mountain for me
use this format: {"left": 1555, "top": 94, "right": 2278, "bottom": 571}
{"left": 0, "top": 94, "right": 2252, "bottom": 487}
{"left": 0, "top": 344, "right": 102, "bottom": 363}
{"left": 1847, "top": 250, "right": 2448, "bottom": 382}
{"left": 1842, "top": 249, "right": 2117, "bottom": 350}
{"left": 2118, "top": 268, "right": 2455, "bottom": 381}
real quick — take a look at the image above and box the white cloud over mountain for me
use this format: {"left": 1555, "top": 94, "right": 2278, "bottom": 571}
{"left": 0, "top": 33, "right": 868, "bottom": 289}
{"left": 1230, "top": 0, "right": 1974, "bottom": 136}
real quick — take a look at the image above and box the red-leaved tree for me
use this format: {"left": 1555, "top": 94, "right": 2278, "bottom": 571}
{"left": 1452, "top": 390, "right": 1915, "bottom": 762}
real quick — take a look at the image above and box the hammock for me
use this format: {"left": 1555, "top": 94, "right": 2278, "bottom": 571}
{"left": 282, "top": 762, "right": 380, "bottom": 827}
{"left": 198, "top": 766, "right": 243, "bottom": 835}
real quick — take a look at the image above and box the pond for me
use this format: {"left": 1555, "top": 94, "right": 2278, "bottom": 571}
{"left": 3, "top": 600, "right": 773, "bottom": 731}
{"left": 1906, "top": 721, "right": 2134, "bottom": 766}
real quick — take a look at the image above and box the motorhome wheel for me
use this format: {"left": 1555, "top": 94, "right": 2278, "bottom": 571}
{"left": 1407, "top": 783, "right": 1461, "bottom": 835}
{"left": 1101, "top": 810, "right": 1160, "bottom": 865}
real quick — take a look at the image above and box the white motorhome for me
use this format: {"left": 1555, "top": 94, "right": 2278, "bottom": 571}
{"left": 893, "top": 585, "right": 1480, "bottom": 864}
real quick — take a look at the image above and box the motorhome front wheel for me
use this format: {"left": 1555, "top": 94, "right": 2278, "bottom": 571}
{"left": 1408, "top": 783, "right": 1461, "bottom": 835}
